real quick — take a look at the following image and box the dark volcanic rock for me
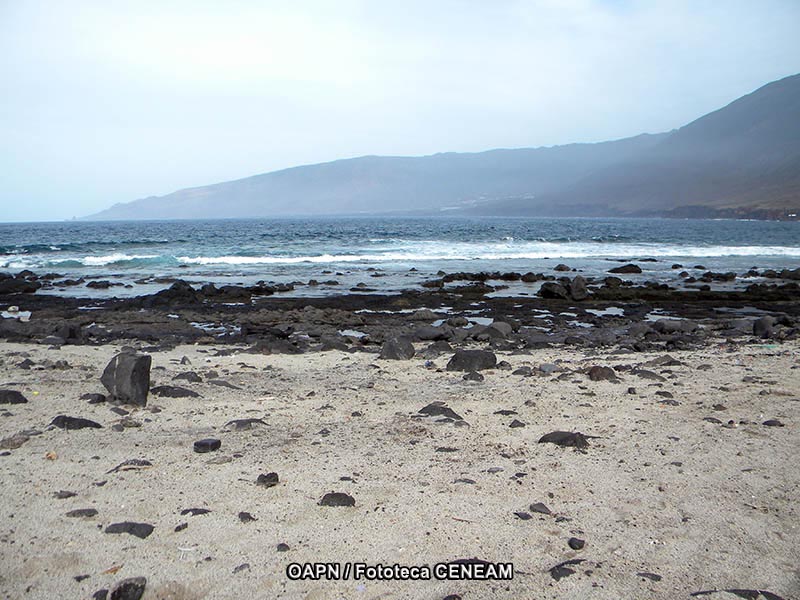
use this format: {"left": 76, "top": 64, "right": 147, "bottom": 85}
{"left": 0, "top": 390, "right": 27, "bottom": 404}
{"left": 587, "top": 366, "right": 618, "bottom": 382}
{"left": 549, "top": 559, "right": 585, "bottom": 581}
{"left": 150, "top": 385, "right": 200, "bottom": 398}
{"left": 66, "top": 508, "right": 98, "bottom": 518}
{"left": 609, "top": 264, "right": 642, "bottom": 274}
{"left": 568, "top": 275, "right": 589, "bottom": 301}
{"left": 101, "top": 352, "right": 152, "bottom": 406}
{"left": 538, "top": 431, "right": 591, "bottom": 450}
{"left": 257, "top": 472, "right": 279, "bottom": 487}
{"left": 180, "top": 508, "right": 211, "bottom": 516}
{"left": 319, "top": 492, "right": 356, "bottom": 507}
{"left": 446, "top": 350, "right": 497, "bottom": 372}
{"left": 145, "top": 280, "right": 200, "bottom": 306}
{"left": 193, "top": 438, "right": 221, "bottom": 453}
{"left": 379, "top": 336, "right": 415, "bottom": 360}
{"left": 104, "top": 522, "right": 154, "bottom": 539}
{"left": 529, "top": 502, "right": 552, "bottom": 515}
{"left": 50, "top": 415, "right": 102, "bottom": 430}
{"left": 753, "top": 316, "right": 776, "bottom": 339}
{"left": 108, "top": 576, "right": 146, "bottom": 600}
{"left": 463, "top": 371, "right": 484, "bottom": 382}
{"left": 568, "top": 537, "right": 585, "bottom": 550}
{"left": 763, "top": 419, "right": 784, "bottom": 427}
{"left": 418, "top": 403, "right": 464, "bottom": 421}
{"left": 173, "top": 372, "right": 202, "bottom": 383}
{"left": 509, "top": 419, "right": 526, "bottom": 428}
{"left": 81, "top": 393, "right": 107, "bottom": 404}
{"left": 0, "top": 277, "right": 41, "bottom": 293}
{"left": 539, "top": 282, "right": 569, "bottom": 299}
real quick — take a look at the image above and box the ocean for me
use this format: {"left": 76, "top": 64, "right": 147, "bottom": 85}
{"left": 1, "top": 217, "right": 799, "bottom": 297}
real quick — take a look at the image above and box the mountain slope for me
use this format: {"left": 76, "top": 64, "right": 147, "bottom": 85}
{"left": 87, "top": 134, "right": 667, "bottom": 220}
{"left": 88, "top": 73, "right": 800, "bottom": 221}
{"left": 480, "top": 73, "right": 800, "bottom": 217}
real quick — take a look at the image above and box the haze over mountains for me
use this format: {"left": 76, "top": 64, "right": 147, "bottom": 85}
{"left": 89, "top": 74, "right": 800, "bottom": 221}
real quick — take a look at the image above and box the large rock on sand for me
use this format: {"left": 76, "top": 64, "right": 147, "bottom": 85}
{"left": 446, "top": 349, "right": 497, "bottom": 372}
{"left": 379, "top": 337, "right": 415, "bottom": 360}
{"left": 101, "top": 352, "right": 152, "bottom": 406}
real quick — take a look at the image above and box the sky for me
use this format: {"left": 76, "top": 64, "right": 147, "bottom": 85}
{"left": 1, "top": 0, "right": 799, "bottom": 222}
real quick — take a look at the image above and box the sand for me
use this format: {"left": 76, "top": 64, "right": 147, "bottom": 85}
{"left": 0, "top": 339, "right": 798, "bottom": 599}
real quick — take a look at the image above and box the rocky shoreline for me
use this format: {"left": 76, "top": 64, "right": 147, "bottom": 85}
{"left": 1, "top": 264, "right": 798, "bottom": 599}
{"left": 1, "top": 264, "right": 799, "bottom": 354}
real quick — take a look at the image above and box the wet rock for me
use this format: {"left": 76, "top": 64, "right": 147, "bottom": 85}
{"left": 608, "top": 264, "right": 642, "bottom": 274}
{"left": 379, "top": 337, "right": 415, "bottom": 360}
{"left": 319, "top": 492, "right": 356, "bottom": 507}
{"left": 418, "top": 403, "right": 464, "bottom": 421}
{"left": 104, "top": 522, "right": 154, "bottom": 539}
{"left": 539, "top": 282, "right": 569, "bottom": 299}
{"left": 554, "top": 264, "right": 572, "bottom": 271}
{"left": 101, "top": 352, "right": 152, "bottom": 406}
{"left": 66, "top": 508, "right": 98, "bottom": 518}
{"left": 193, "top": 438, "right": 221, "bottom": 453}
{"left": 50, "top": 415, "right": 102, "bottom": 430}
{"left": 409, "top": 308, "right": 439, "bottom": 321}
{"left": 108, "top": 576, "right": 146, "bottom": 600}
{"left": 0, "top": 390, "right": 27, "bottom": 404}
{"left": 538, "top": 431, "right": 592, "bottom": 450}
{"left": 277, "top": 543, "right": 290, "bottom": 552}
{"left": 652, "top": 319, "right": 698, "bottom": 334}
{"left": 257, "top": 472, "right": 279, "bottom": 488}
{"left": 150, "top": 385, "right": 200, "bottom": 398}
{"left": 568, "top": 275, "right": 589, "bottom": 301}
{"left": 446, "top": 350, "right": 497, "bottom": 372}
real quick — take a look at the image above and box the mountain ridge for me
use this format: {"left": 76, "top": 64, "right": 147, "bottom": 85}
{"left": 87, "top": 73, "right": 800, "bottom": 221}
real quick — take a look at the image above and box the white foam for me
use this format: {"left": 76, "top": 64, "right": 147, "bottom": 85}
{"left": 176, "top": 240, "right": 800, "bottom": 266}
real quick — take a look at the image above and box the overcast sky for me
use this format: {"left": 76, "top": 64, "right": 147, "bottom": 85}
{"left": 1, "top": 0, "right": 799, "bottom": 222}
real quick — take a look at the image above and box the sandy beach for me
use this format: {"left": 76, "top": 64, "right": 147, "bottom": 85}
{"left": 1, "top": 333, "right": 798, "bottom": 599}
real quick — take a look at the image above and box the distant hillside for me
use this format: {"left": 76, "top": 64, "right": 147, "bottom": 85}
{"left": 478, "top": 73, "right": 800, "bottom": 219}
{"left": 88, "top": 73, "right": 800, "bottom": 221}
{"left": 87, "top": 134, "right": 667, "bottom": 219}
